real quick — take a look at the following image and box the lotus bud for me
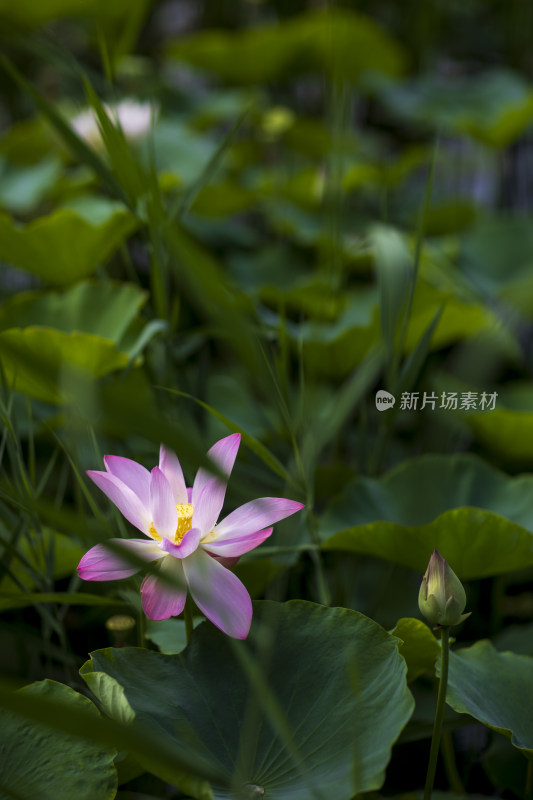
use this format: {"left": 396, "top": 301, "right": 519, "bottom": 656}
{"left": 418, "top": 549, "right": 471, "bottom": 627}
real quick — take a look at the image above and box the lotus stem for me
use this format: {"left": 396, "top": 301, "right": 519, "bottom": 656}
{"left": 424, "top": 626, "right": 450, "bottom": 800}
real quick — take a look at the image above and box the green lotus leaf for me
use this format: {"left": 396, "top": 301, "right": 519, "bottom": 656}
{"left": 81, "top": 600, "right": 414, "bottom": 799}
{"left": 0, "top": 280, "right": 147, "bottom": 342}
{"left": 0, "top": 202, "right": 137, "bottom": 286}
{"left": 0, "top": 327, "right": 131, "bottom": 403}
{"left": 445, "top": 640, "right": 533, "bottom": 755}
{"left": 321, "top": 453, "right": 533, "bottom": 577}
{"left": 390, "top": 618, "right": 440, "bottom": 682}
{"left": 379, "top": 69, "right": 533, "bottom": 148}
{"left": 167, "top": 9, "right": 405, "bottom": 85}
{"left": 0, "top": 680, "right": 116, "bottom": 800}
{"left": 467, "top": 408, "right": 533, "bottom": 464}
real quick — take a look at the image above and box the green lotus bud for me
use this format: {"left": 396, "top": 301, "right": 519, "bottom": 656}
{"left": 418, "top": 549, "right": 471, "bottom": 627}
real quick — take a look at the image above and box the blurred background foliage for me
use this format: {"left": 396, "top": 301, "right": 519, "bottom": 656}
{"left": 2, "top": 0, "right": 533, "bottom": 797}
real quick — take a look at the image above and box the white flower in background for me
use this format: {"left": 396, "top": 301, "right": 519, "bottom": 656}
{"left": 71, "top": 99, "right": 155, "bottom": 150}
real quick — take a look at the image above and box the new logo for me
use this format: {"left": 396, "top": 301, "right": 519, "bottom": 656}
{"left": 375, "top": 390, "right": 396, "bottom": 411}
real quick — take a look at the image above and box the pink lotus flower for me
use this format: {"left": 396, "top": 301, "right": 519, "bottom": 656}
{"left": 78, "top": 434, "right": 304, "bottom": 639}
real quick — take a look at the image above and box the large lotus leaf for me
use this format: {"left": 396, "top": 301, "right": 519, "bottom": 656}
{"left": 0, "top": 674, "right": 217, "bottom": 799}
{"left": 321, "top": 453, "right": 533, "bottom": 578}
{"left": 81, "top": 600, "right": 414, "bottom": 799}
{"left": 0, "top": 327, "right": 130, "bottom": 403}
{"left": 0, "top": 280, "right": 147, "bottom": 344}
{"left": 445, "top": 640, "right": 533, "bottom": 755}
{"left": 0, "top": 202, "right": 137, "bottom": 286}
{"left": 378, "top": 69, "right": 533, "bottom": 148}
{"left": 168, "top": 9, "right": 405, "bottom": 85}
{"left": 0, "top": 679, "right": 116, "bottom": 800}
